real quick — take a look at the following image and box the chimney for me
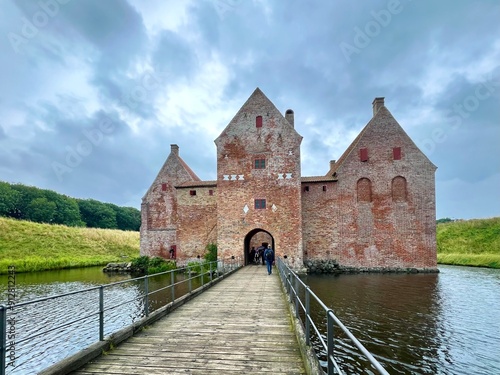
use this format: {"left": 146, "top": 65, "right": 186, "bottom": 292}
{"left": 330, "top": 160, "right": 336, "bottom": 169}
{"left": 170, "top": 144, "right": 179, "bottom": 156}
{"left": 372, "top": 97, "right": 385, "bottom": 116}
{"left": 285, "top": 109, "right": 294, "bottom": 127}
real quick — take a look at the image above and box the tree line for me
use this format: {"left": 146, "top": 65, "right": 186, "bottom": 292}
{"left": 0, "top": 181, "right": 140, "bottom": 231}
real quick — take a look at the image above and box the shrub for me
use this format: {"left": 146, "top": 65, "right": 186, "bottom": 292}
{"left": 130, "top": 256, "right": 150, "bottom": 274}
{"left": 148, "top": 256, "right": 176, "bottom": 274}
{"left": 204, "top": 243, "right": 217, "bottom": 262}
{"left": 130, "top": 256, "right": 176, "bottom": 275}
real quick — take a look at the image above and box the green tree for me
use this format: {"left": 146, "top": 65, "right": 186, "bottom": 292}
{"left": 0, "top": 182, "right": 21, "bottom": 217}
{"left": 78, "top": 199, "right": 117, "bottom": 229}
{"left": 27, "top": 197, "right": 57, "bottom": 223}
{"left": 115, "top": 206, "right": 141, "bottom": 231}
{"left": 44, "top": 191, "right": 84, "bottom": 226}
{"left": 10, "top": 184, "right": 44, "bottom": 220}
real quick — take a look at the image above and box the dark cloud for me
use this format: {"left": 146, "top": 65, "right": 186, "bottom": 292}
{"left": 0, "top": 0, "right": 499, "bottom": 220}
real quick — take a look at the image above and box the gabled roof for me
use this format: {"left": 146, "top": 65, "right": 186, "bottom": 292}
{"left": 325, "top": 122, "right": 370, "bottom": 177}
{"left": 301, "top": 176, "right": 338, "bottom": 183}
{"left": 325, "top": 103, "right": 436, "bottom": 177}
{"left": 175, "top": 180, "right": 217, "bottom": 188}
{"left": 215, "top": 87, "right": 301, "bottom": 144}
{"left": 178, "top": 156, "right": 201, "bottom": 182}
{"left": 142, "top": 145, "right": 201, "bottom": 200}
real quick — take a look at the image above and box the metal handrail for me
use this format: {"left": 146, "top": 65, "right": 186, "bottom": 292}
{"left": 276, "top": 257, "right": 390, "bottom": 375}
{"left": 0, "top": 256, "right": 242, "bottom": 375}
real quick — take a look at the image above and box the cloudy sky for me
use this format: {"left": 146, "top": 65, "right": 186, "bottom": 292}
{"left": 1, "top": 0, "right": 499, "bottom": 220}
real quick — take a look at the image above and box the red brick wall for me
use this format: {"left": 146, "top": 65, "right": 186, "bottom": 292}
{"left": 214, "top": 89, "right": 304, "bottom": 269}
{"left": 176, "top": 186, "right": 217, "bottom": 262}
{"left": 141, "top": 93, "right": 437, "bottom": 272}
{"left": 321, "top": 106, "right": 437, "bottom": 270}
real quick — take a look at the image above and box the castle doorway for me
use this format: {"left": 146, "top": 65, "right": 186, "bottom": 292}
{"left": 244, "top": 228, "right": 274, "bottom": 266}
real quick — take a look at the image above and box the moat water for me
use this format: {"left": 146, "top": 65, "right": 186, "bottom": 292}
{"left": 0, "top": 265, "right": 499, "bottom": 374}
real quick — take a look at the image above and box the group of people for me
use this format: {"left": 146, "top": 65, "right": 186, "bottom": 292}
{"left": 249, "top": 245, "right": 275, "bottom": 275}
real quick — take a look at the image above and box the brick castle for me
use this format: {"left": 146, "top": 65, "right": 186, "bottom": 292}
{"left": 140, "top": 88, "right": 438, "bottom": 272}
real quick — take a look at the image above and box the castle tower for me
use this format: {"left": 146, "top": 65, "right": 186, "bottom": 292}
{"left": 214, "top": 88, "right": 304, "bottom": 268}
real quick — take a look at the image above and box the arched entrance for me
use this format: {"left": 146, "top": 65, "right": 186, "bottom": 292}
{"left": 244, "top": 228, "right": 274, "bottom": 266}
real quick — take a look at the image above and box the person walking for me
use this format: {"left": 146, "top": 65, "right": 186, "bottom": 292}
{"left": 263, "top": 245, "right": 275, "bottom": 275}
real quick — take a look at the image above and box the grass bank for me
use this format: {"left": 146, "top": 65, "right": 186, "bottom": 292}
{"left": 0, "top": 217, "right": 139, "bottom": 274}
{"left": 437, "top": 217, "right": 500, "bottom": 268}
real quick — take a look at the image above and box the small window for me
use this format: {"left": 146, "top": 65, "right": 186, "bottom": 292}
{"left": 254, "top": 199, "right": 266, "bottom": 209}
{"left": 254, "top": 158, "right": 266, "bottom": 169}
{"left": 256, "top": 116, "right": 263, "bottom": 128}
{"left": 393, "top": 147, "right": 401, "bottom": 160}
{"left": 189, "top": 190, "right": 196, "bottom": 196}
{"left": 161, "top": 183, "right": 167, "bottom": 191}
{"left": 323, "top": 185, "right": 327, "bottom": 192}
{"left": 209, "top": 190, "right": 213, "bottom": 196}
{"left": 304, "top": 186, "right": 310, "bottom": 192}
{"left": 360, "top": 148, "right": 368, "bottom": 162}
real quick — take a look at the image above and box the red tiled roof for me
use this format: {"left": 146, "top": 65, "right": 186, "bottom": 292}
{"left": 175, "top": 180, "right": 217, "bottom": 188}
{"left": 301, "top": 176, "right": 337, "bottom": 183}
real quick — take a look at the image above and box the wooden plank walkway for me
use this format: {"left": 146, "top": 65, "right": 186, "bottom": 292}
{"left": 71, "top": 265, "right": 307, "bottom": 374}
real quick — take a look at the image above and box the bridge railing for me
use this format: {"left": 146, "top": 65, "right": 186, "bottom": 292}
{"left": 276, "top": 258, "right": 389, "bottom": 375}
{"left": 0, "top": 256, "right": 242, "bottom": 375}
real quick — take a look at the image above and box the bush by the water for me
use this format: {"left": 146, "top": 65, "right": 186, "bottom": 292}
{"left": 130, "top": 256, "right": 176, "bottom": 274}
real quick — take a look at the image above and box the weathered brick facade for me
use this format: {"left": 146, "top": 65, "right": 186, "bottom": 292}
{"left": 141, "top": 89, "right": 437, "bottom": 272}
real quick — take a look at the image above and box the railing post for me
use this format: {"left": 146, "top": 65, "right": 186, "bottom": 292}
{"left": 294, "top": 277, "right": 299, "bottom": 318}
{"left": 210, "top": 262, "right": 213, "bottom": 282}
{"left": 144, "top": 276, "right": 149, "bottom": 317}
{"left": 99, "top": 287, "right": 104, "bottom": 341}
{"left": 327, "top": 310, "right": 335, "bottom": 375}
{"left": 171, "top": 271, "right": 175, "bottom": 302}
{"left": 286, "top": 272, "right": 291, "bottom": 294}
{"left": 201, "top": 263, "right": 204, "bottom": 287}
{"left": 0, "top": 305, "right": 6, "bottom": 375}
{"left": 188, "top": 267, "right": 192, "bottom": 293}
{"left": 305, "top": 287, "right": 311, "bottom": 346}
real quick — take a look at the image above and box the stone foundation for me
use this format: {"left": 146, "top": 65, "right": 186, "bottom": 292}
{"left": 103, "top": 263, "right": 132, "bottom": 273}
{"left": 304, "top": 259, "right": 439, "bottom": 274}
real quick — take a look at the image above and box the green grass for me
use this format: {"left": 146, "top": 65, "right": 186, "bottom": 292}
{"left": 2, "top": 216, "right": 499, "bottom": 273}
{"left": 437, "top": 217, "right": 500, "bottom": 268}
{"left": 0, "top": 217, "right": 139, "bottom": 274}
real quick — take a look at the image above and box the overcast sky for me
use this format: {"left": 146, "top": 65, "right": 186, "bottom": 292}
{"left": 1, "top": 0, "right": 499, "bottom": 220}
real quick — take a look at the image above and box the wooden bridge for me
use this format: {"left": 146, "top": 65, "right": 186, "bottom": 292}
{"left": 70, "top": 266, "right": 307, "bottom": 374}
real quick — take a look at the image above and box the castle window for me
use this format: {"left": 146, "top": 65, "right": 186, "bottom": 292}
{"left": 189, "top": 190, "right": 196, "bottom": 196}
{"left": 254, "top": 158, "right": 266, "bottom": 169}
{"left": 323, "top": 185, "right": 327, "bottom": 191}
{"left": 209, "top": 190, "right": 213, "bottom": 196}
{"left": 254, "top": 199, "right": 266, "bottom": 209}
{"left": 357, "top": 178, "right": 372, "bottom": 202}
{"left": 161, "top": 183, "right": 167, "bottom": 191}
{"left": 360, "top": 148, "right": 368, "bottom": 162}
{"left": 304, "top": 186, "right": 310, "bottom": 192}
{"left": 256, "top": 116, "right": 263, "bottom": 128}
{"left": 392, "top": 176, "right": 407, "bottom": 202}
{"left": 393, "top": 147, "right": 402, "bottom": 160}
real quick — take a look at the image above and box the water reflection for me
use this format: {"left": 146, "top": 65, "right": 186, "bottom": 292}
{"left": 0, "top": 267, "right": 208, "bottom": 374}
{"left": 302, "top": 266, "right": 500, "bottom": 374}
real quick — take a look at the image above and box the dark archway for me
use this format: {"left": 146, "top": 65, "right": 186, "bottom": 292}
{"left": 244, "top": 228, "right": 274, "bottom": 266}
